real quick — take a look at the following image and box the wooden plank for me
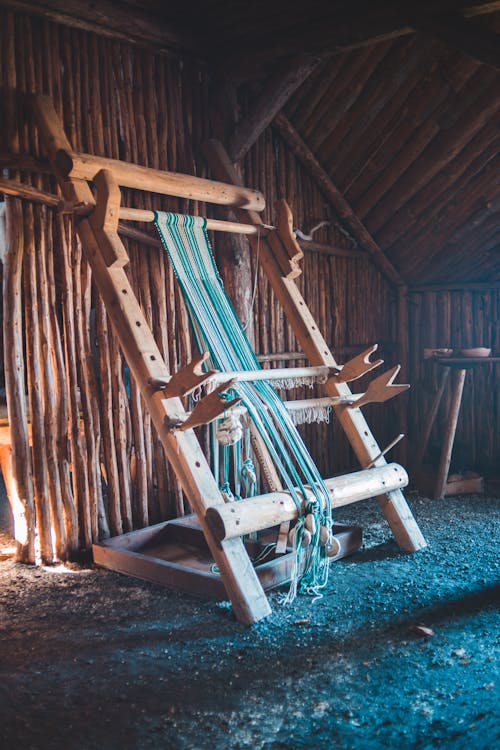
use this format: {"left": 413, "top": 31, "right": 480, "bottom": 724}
{"left": 203, "top": 139, "right": 426, "bottom": 553}
{"left": 32, "top": 95, "right": 271, "bottom": 625}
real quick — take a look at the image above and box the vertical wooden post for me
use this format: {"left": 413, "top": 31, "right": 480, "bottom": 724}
{"left": 2, "top": 198, "right": 36, "bottom": 562}
{"left": 397, "top": 285, "right": 409, "bottom": 465}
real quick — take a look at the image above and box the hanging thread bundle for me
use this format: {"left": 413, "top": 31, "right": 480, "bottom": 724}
{"left": 155, "top": 212, "right": 333, "bottom": 601}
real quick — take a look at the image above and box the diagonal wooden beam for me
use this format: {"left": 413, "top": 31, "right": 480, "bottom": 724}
{"left": 272, "top": 112, "right": 406, "bottom": 287}
{"left": 413, "top": 12, "right": 500, "bottom": 71}
{"left": 228, "top": 55, "right": 321, "bottom": 163}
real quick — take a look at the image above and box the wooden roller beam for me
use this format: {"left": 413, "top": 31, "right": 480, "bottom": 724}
{"left": 54, "top": 146, "right": 265, "bottom": 211}
{"left": 206, "top": 464, "right": 409, "bottom": 541}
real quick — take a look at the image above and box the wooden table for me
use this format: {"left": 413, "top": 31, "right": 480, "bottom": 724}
{"left": 418, "top": 357, "right": 500, "bottom": 499}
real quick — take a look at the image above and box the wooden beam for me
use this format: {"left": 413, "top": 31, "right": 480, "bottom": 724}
{"left": 228, "top": 55, "right": 321, "bottom": 162}
{"left": 0, "top": 177, "right": 60, "bottom": 207}
{"left": 298, "top": 239, "right": 368, "bottom": 259}
{"left": 55, "top": 148, "right": 266, "bottom": 211}
{"left": 0, "top": 178, "right": 270, "bottom": 236}
{"left": 410, "top": 281, "right": 500, "bottom": 292}
{"left": 414, "top": 12, "right": 500, "bottom": 71}
{"left": 217, "top": 1, "right": 500, "bottom": 79}
{"left": 206, "top": 464, "right": 409, "bottom": 541}
{"left": 0, "top": 0, "right": 200, "bottom": 58}
{"left": 272, "top": 113, "right": 406, "bottom": 287}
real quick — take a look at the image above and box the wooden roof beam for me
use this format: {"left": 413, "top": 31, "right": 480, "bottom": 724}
{"left": 413, "top": 12, "right": 500, "bottom": 71}
{"left": 272, "top": 113, "right": 406, "bottom": 287}
{"left": 227, "top": 55, "right": 321, "bottom": 162}
{"left": 219, "top": 1, "right": 500, "bottom": 79}
{"left": 0, "top": 0, "right": 201, "bottom": 59}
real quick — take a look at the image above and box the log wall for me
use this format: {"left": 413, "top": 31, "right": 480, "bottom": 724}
{"left": 408, "top": 289, "right": 500, "bottom": 472}
{"left": 0, "top": 10, "right": 418, "bottom": 559}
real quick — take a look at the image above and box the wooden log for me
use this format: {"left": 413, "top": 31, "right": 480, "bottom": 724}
{"left": 0, "top": 0, "right": 200, "bottom": 57}
{"left": 206, "top": 463, "right": 409, "bottom": 541}
{"left": 207, "top": 365, "right": 335, "bottom": 387}
{"left": 57, "top": 216, "right": 103, "bottom": 543}
{"left": 44, "top": 214, "right": 79, "bottom": 554}
{"left": 24, "top": 203, "right": 54, "bottom": 563}
{"left": 54, "top": 146, "right": 265, "bottom": 211}
{"left": 228, "top": 55, "right": 320, "bottom": 163}
{"left": 3, "top": 198, "right": 36, "bottom": 562}
{"left": 0, "top": 177, "right": 60, "bottom": 206}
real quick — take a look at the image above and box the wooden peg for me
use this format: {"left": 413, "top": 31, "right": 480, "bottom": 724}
{"left": 89, "top": 168, "right": 129, "bottom": 268}
{"left": 176, "top": 380, "right": 241, "bottom": 432}
{"left": 364, "top": 433, "right": 405, "bottom": 469}
{"left": 159, "top": 352, "right": 218, "bottom": 398}
{"left": 334, "top": 344, "right": 384, "bottom": 383}
{"left": 348, "top": 365, "right": 409, "bottom": 410}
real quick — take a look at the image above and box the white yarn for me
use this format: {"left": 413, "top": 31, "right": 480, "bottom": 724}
{"left": 215, "top": 412, "right": 243, "bottom": 445}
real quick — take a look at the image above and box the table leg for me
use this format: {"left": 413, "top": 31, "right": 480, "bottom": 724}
{"left": 434, "top": 368, "right": 467, "bottom": 499}
{"left": 416, "top": 367, "right": 450, "bottom": 467}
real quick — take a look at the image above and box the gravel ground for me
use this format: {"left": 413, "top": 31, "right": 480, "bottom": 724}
{"left": 0, "top": 491, "right": 499, "bottom": 750}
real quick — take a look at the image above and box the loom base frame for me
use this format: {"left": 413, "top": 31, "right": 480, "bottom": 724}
{"left": 93, "top": 515, "right": 363, "bottom": 599}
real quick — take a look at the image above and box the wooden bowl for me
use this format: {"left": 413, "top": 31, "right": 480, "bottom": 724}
{"left": 423, "top": 348, "right": 453, "bottom": 359}
{"left": 459, "top": 347, "right": 491, "bottom": 358}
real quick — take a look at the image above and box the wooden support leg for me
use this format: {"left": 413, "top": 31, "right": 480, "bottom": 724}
{"left": 415, "top": 367, "right": 450, "bottom": 467}
{"left": 32, "top": 95, "right": 271, "bottom": 625}
{"left": 434, "top": 368, "right": 467, "bottom": 500}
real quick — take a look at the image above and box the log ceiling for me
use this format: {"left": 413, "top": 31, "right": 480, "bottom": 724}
{"left": 0, "top": 0, "right": 499, "bottom": 284}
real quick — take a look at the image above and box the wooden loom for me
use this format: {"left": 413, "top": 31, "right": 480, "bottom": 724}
{"left": 28, "top": 94, "right": 426, "bottom": 624}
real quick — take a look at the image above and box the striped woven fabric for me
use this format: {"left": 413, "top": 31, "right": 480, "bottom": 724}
{"left": 155, "top": 211, "right": 333, "bottom": 599}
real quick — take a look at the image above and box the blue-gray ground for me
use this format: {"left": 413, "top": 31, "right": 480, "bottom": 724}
{"left": 0, "top": 491, "right": 498, "bottom": 750}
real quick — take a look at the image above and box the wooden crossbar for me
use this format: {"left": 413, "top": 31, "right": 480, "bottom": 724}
{"left": 54, "top": 147, "right": 265, "bottom": 211}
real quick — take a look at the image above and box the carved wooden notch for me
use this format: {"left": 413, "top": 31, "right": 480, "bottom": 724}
{"left": 176, "top": 379, "right": 241, "bottom": 432}
{"left": 153, "top": 352, "right": 218, "bottom": 397}
{"left": 90, "top": 168, "right": 129, "bottom": 268}
{"left": 348, "top": 365, "right": 410, "bottom": 410}
{"left": 333, "top": 344, "right": 384, "bottom": 384}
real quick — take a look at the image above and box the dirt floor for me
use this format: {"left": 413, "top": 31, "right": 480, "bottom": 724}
{"left": 0, "top": 488, "right": 499, "bottom": 750}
